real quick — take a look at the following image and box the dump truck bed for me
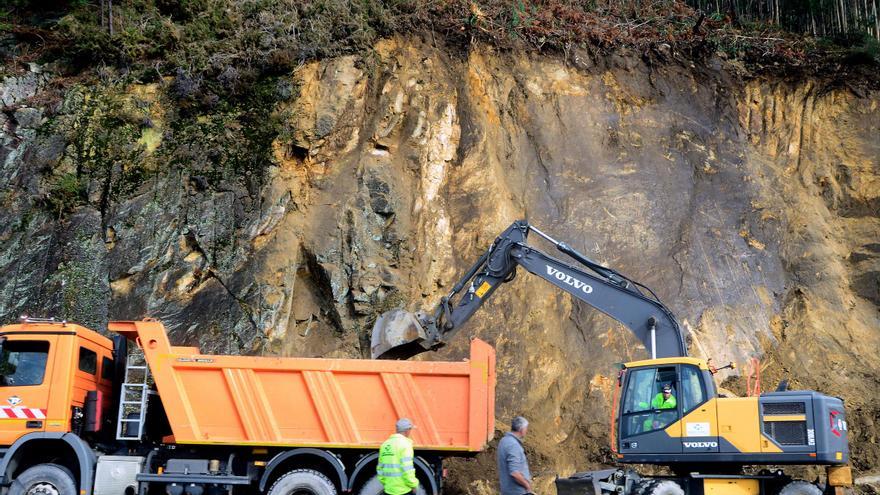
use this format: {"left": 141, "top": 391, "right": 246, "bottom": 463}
{"left": 108, "top": 320, "right": 495, "bottom": 452}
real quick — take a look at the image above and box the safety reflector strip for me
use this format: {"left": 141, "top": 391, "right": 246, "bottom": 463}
{"left": 0, "top": 407, "right": 47, "bottom": 419}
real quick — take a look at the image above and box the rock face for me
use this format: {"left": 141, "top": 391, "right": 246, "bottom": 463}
{"left": 1, "top": 38, "right": 878, "bottom": 491}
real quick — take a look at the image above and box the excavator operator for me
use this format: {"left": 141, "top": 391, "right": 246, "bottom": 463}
{"left": 652, "top": 384, "right": 676, "bottom": 409}
{"left": 640, "top": 384, "right": 677, "bottom": 432}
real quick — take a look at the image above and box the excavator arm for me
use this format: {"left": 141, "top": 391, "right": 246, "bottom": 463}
{"left": 371, "top": 220, "right": 688, "bottom": 360}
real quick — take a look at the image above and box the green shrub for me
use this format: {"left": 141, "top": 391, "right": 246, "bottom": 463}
{"left": 46, "top": 172, "right": 86, "bottom": 215}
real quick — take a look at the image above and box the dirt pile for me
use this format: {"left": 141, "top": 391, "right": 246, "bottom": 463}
{"left": 1, "top": 38, "right": 878, "bottom": 491}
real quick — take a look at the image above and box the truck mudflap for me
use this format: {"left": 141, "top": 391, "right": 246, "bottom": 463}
{"left": 555, "top": 469, "right": 623, "bottom": 495}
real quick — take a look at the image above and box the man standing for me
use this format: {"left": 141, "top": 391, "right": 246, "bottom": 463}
{"left": 378, "top": 418, "right": 420, "bottom": 495}
{"left": 497, "top": 416, "right": 533, "bottom": 495}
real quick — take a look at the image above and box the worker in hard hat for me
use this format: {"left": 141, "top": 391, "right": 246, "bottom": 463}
{"left": 652, "top": 384, "right": 677, "bottom": 409}
{"left": 641, "top": 384, "right": 677, "bottom": 432}
{"left": 378, "top": 418, "right": 420, "bottom": 495}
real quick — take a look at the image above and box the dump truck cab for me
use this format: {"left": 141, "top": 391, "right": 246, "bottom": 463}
{"left": 0, "top": 318, "right": 114, "bottom": 442}
{"left": 0, "top": 318, "right": 116, "bottom": 492}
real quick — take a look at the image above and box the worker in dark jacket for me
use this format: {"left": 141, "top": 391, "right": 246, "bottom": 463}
{"left": 497, "top": 416, "right": 533, "bottom": 495}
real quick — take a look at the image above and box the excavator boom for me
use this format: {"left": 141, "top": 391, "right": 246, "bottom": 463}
{"left": 371, "top": 220, "right": 687, "bottom": 359}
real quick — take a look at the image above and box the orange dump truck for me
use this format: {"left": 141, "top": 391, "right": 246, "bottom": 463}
{"left": 0, "top": 318, "right": 495, "bottom": 495}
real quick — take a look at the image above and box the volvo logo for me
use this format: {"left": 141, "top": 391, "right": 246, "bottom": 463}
{"left": 683, "top": 441, "right": 718, "bottom": 448}
{"left": 546, "top": 267, "right": 593, "bottom": 293}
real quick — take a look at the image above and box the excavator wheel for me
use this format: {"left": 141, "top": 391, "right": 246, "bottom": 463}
{"left": 357, "top": 476, "right": 427, "bottom": 495}
{"left": 633, "top": 479, "right": 685, "bottom": 495}
{"left": 778, "top": 481, "right": 823, "bottom": 495}
{"left": 268, "top": 469, "right": 337, "bottom": 495}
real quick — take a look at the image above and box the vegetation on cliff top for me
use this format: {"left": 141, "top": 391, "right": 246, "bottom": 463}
{"left": 1, "top": 0, "right": 877, "bottom": 83}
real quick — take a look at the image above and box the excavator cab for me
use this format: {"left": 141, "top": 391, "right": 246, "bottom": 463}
{"left": 615, "top": 356, "right": 850, "bottom": 466}
{"left": 616, "top": 358, "right": 718, "bottom": 458}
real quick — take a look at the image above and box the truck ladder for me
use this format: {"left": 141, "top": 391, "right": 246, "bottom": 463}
{"left": 116, "top": 351, "right": 151, "bottom": 441}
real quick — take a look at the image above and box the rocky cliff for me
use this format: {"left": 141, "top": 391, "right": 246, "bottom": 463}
{"left": 1, "top": 37, "right": 878, "bottom": 492}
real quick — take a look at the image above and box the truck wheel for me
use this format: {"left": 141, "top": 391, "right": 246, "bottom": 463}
{"left": 9, "top": 464, "right": 77, "bottom": 495}
{"left": 779, "top": 481, "right": 823, "bottom": 495}
{"left": 268, "top": 469, "right": 337, "bottom": 495}
{"left": 357, "top": 476, "right": 428, "bottom": 495}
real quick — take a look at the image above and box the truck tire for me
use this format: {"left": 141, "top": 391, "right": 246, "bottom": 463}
{"left": 9, "top": 464, "right": 77, "bottom": 495}
{"left": 779, "top": 481, "right": 823, "bottom": 495}
{"left": 633, "top": 479, "right": 684, "bottom": 495}
{"left": 357, "top": 476, "right": 427, "bottom": 495}
{"left": 268, "top": 469, "right": 337, "bottom": 495}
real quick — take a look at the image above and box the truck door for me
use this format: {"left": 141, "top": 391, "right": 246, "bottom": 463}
{"left": 618, "top": 366, "right": 682, "bottom": 455}
{"left": 73, "top": 345, "right": 99, "bottom": 408}
{"left": 0, "top": 336, "right": 57, "bottom": 444}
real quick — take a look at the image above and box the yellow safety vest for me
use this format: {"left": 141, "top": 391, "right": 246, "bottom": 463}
{"left": 642, "top": 394, "right": 677, "bottom": 431}
{"left": 651, "top": 393, "right": 676, "bottom": 409}
{"left": 377, "top": 433, "right": 419, "bottom": 495}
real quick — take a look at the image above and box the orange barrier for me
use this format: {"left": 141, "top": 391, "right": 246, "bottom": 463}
{"left": 746, "top": 357, "right": 761, "bottom": 397}
{"left": 108, "top": 320, "right": 495, "bottom": 452}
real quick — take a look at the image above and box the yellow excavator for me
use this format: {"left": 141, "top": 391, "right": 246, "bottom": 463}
{"left": 371, "top": 220, "right": 852, "bottom": 495}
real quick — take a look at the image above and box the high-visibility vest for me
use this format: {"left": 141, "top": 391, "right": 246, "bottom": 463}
{"left": 377, "top": 433, "right": 419, "bottom": 495}
{"left": 651, "top": 393, "right": 676, "bottom": 409}
{"left": 642, "top": 393, "right": 678, "bottom": 431}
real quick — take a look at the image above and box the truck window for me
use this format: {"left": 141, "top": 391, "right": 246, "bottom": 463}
{"left": 79, "top": 347, "right": 97, "bottom": 374}
{"left": 0, "top": 341, "right": 50, "bottom": 387}
{"left": 102, "top": 357, "right": 114, "bottom": 380}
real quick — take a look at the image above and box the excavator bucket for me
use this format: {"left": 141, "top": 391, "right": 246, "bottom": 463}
{"left": 370, "top": 309, "right": 432, "bottom": 359}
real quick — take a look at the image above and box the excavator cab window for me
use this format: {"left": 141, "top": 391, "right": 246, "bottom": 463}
{"left": 620, "top": 366, "right": 680, "bottom": 436}
{"left": 680, "top": 365, "right": 707, "bottom": 414}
